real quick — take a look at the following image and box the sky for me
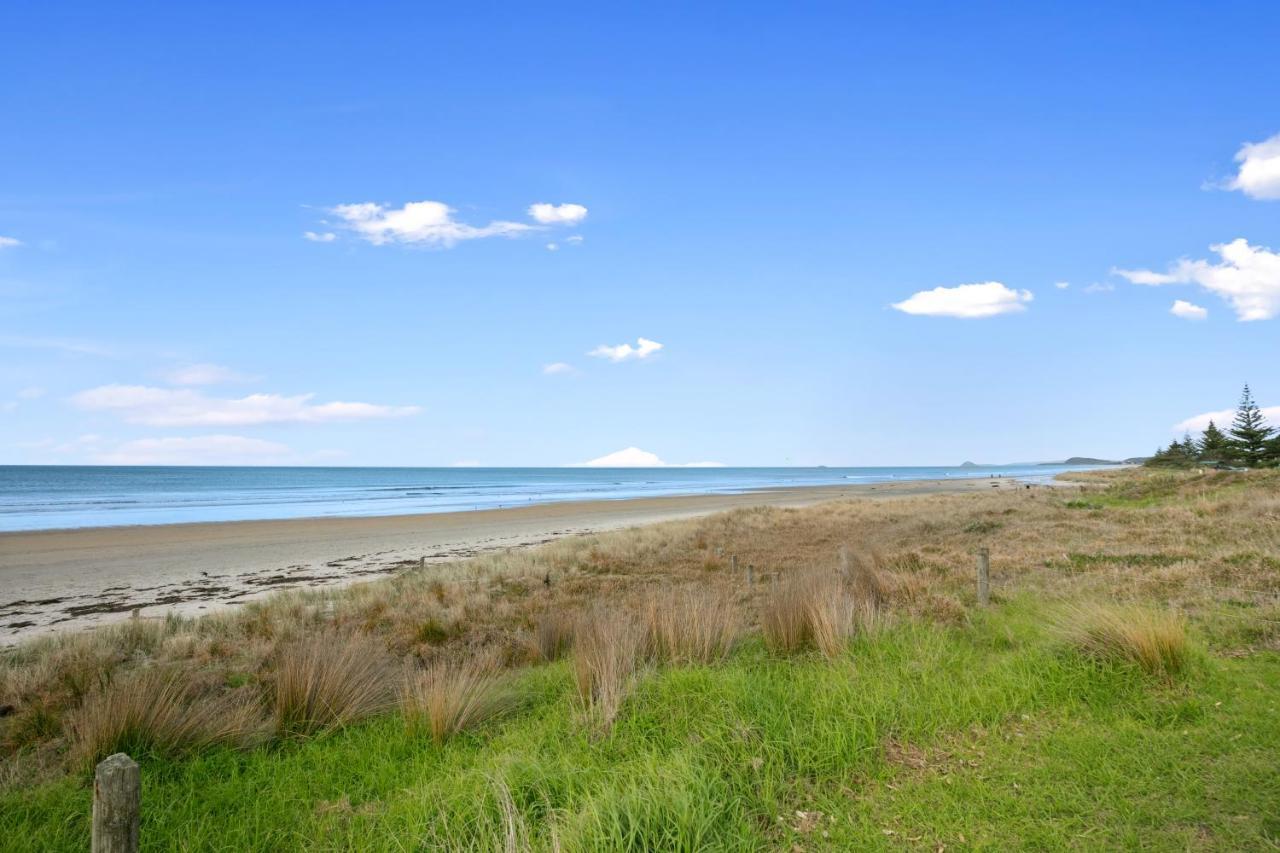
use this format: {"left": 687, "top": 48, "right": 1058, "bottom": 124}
{"left": 2, "top": 2, "right": 1279, "bottom": 467}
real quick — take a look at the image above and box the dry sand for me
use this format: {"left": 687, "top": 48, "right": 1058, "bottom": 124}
{"left": 0, "top": 477, "right": 1038, "bottom": 642}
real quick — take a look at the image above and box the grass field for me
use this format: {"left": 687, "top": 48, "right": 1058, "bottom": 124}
{"left": 2, "top": 469, "right": 1279, "bottom": 850}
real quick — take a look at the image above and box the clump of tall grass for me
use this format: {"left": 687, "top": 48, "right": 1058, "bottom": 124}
{"left": 272, "top": 633, "right": 396, "bottom": 737}
{"left": 763, "top": 569, "right": 879, "bottom": 659}
{"left": 572, "top": 607, "right": 644, "bottom": 728}
{"left": 1058, "top": 602, "right": 1189, "bottom": 678}
{"left": 67, "top": 668, "right": 266, "bottom": 767}
{"left": 527, "top": 611, "right": 574, "bottom": 663}
{"left": 641, "top": 587, "right": 741, "bottom": 664}
{"left": 401, "top": 652, "right": 517, "bottom": 743}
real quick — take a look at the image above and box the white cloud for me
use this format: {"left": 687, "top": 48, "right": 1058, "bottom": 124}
{"left": 163, "top": 363, "right": 253, "bottom": 386}
{"left": 588, "top": 337, "right": 663, "bottom": 362}
{"left": 542, "top": 362, "right": 576, "bottom": 375}
{"left": 0, "top": 236, "right": 22, "bottom": 250}
{"left": 545, "top": 242, "right": 559, "bottom": 251}
{"left": 17, "top": 387, "right": 45, "bottom": 399}
{"left": 528, "top": 203, "right": 588, "bottom": 225}
{"left": 328, "top": 201, "right": 533, "bottom": 248}
{"left": 565, "top": 235, "right": 584, "bottom": 245}
{"left": 1083, "top": 282, "right": 1115, "bottom": 294}
{"left": 71, "top": 385, "right": 420, "bottom": 427}
{"left": 1054, "top": 281, "right": 1071, "bottom": 290}
{"left": 1170, "top": 299, "right": 1208, "bottom": 321}
{"left": 303, "top": 231, "right": 336, "bottom": 243}
{"left": 1174, "top": 404, "right": 1280, "bottom": 434}
{"left": 1226, "top": 132, "right": 1280, "bottom": 200}
{"left": 95, "top": 435, "right": 292, "bottom": 466}
{"left": 1113, "top": 238, "right": 1280, "bottom": 321}
{"left": 891, "top": 282, "right": 1033, "bottom": 318}
{"left": 574, "top": 447, "right": 723, "bottom": 467}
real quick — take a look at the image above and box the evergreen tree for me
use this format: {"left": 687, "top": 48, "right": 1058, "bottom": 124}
{"left": 1198, "top": 420, "right": 1233, "bottom": 463}
{"left": 1227, "top": 385, "right": 1276, "bottom": 467}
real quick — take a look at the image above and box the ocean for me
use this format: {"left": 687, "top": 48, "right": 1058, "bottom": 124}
{"left": 0, "top": 464, "right": 1104, "bottom": 532}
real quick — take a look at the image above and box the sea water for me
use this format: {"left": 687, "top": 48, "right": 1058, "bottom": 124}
{"left": 0, "top": 464, "right": 1105, "bottom": 532}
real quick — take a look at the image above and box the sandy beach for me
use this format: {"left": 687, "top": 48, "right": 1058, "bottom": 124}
{"left": 0, "top": 477, "right": 1035, "bottom": 642}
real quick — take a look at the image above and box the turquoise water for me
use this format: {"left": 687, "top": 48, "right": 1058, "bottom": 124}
{"left": 0, "top": 464, "right": 1101, "bottom": 532}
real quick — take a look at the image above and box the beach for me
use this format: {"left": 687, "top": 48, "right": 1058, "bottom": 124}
{"left": 0, "top": 476, "right": 1032, "bottom": 642}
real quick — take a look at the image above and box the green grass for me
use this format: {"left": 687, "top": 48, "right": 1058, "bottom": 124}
{"left": 2, "top": 601, "right": 1277, "bottom": 851}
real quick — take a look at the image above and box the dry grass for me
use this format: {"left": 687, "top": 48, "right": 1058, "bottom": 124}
{"left": 67, "top": 668, "right": 266, "bottom": 766}
{"left": 401, "top": 653, "right": 517, "bottom": 743}
{"left": 273, "top": 633, "right": 397, "bottom": 736}
{"left": 527, "top": 611, "right": 574, "bottom": 663}
{"left": 571, "top": 608, "right": 644, "bottom": 728}
{"left": 641, "top": 586, "right": 742, "bottom": 664}
{"left": 1057, "top": 602, "right": 1190, "bottom": 678}
{"left": 762, "top": 569, "right": 878, "bottom": 658}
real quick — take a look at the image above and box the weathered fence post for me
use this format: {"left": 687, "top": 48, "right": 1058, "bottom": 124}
{"left": 747, "top": 564, "right": 755, "bottom": 586}
{"left": 976, "top": 547, "right": 990, "bottom": 606}
{"left": 93, "top": 752, "right": 139, "bottom": 853}
{"left": 730, "top": 554, "right": 738, "bottom": 576}
{"left": 419, "top": 556, "right": 426, "bottom": 569}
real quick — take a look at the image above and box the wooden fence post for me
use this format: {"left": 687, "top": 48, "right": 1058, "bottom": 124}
{"left": 747, "top": 564, "right": 755, "bottom": 585}
{"left": 93, "top": 752, "right": 139, "bottom": 853}
{"left": 730, "top": 554, "right": 738, "bottom": 576}
{"left": 977, "top": 547, "right": 991, "bottom": 606}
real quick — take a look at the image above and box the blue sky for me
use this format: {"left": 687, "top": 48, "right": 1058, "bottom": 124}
{"left": 2, "top": 2, "right": 1279, "bottom": 467}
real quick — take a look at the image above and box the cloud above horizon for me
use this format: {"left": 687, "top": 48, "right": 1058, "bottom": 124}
{"left": 1174, "top": 403, "right": 1280, "bottom": 434}
{"left": 542, "top": 362, "right": 576, "bottom": 375}
{"left": 1112, "top": 238, "right": 1280, "bottom": 321}
{"left": 93, "top": 434, "right": 293, "bottom": 466}
{"left": 1170, "top": 299, "right": 1207, "bottom": 321}
{"left": 327, "top": 201, "right": 534, "bottom": 248}
{"left": 574, "top": 447, "right": 724, "bottom": 467}
{"left": 303, "top": 231, "right": 336, "bottom": 242}
{"left": 891, "top": 282, "right": 1033, "bottom": 318}
{"left": 71, "top": 385, "right": 420, "bottom": 427}
{"left": 588, "top": 337, "right": 663, "bottom": 362}
{"left": 1226, "top": 132, "right": 1280, "bottom": 200}
{"left": 0, "top": 236, "right": 22, "bottom": 250}
{"left": 528, "top": 203, "right": 588, "bottom": 225}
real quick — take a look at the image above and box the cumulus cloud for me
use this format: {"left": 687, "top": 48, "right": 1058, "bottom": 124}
{"left": 542, "top": 362, "right": 576, "bottom": 375}
{"left": 588, "top": 337, "right": 663, "bottom": 362}
{"left": 328, "top": 201, "right": 533, "bottom": 248}
{"left": 163, "top": 363, "right": 253, "bottom": 386}
{"left": 1054, "top": 281, "right": 1071, "bottom": 290}
{"left": 1170, "top": 300, "right": 1208, "bottom": 321}
{"left": 1174, "top": 404, "right": 1280, "bottom": 435}
{"left": 891, "top": 282, "right": 1033, "bottom": 318}
{"left": 95, "top": 435, "right": 292, "bottom": 466}
{"left": 528, "top": 203, "right": 588, "bottom": 225}
{"left": 574, "top": 447, "right": 723, "bottom": 467}
{"left": 303, "top": 231, "right": 336, "bottom": 242}
{"left": 1113, "top": 238, "right": 1280, "bottom": 321}
{"left": 71, "top": 385, "right": 420, "bottom": 427}
{"left": 1226, "top": 132, "right": 1280, "bottom": 200}
{"left": 0, "top": 236, "right": 22, "bottom": 249}
{"left": 545, "top": 242, "right": 559, "bottom": 251}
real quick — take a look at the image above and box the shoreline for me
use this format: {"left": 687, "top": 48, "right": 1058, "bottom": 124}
{"left": 0, "top": 477, "right": 1043, "bottom": 643}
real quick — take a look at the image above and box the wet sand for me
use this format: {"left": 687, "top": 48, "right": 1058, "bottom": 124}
{"left": 0, "top": 477, "right": 1035, "bottom": 642}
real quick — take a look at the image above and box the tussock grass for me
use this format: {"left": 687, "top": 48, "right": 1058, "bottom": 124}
{"left": 763, "top": 569, "right": 878, "bottom": 658}
{"left": 572, "top": 608, "right": 644, "bottom": 728}
{"left": 527, "top": 611, "right": 574, "bottom": 663}
{"left": 1058, "top": 602, "right": 1189, "bottom": 678}
{"left": 642, "top": 586, "right": 741, "bottom": 664}
{"left": 401, "top": 653, "right": 517, "bottom": 743}
{"left": 273, "top": 634, "right": 396, "bottom": 737}
{"left": 68, "top": 668, "right": 265, "bottom": 766}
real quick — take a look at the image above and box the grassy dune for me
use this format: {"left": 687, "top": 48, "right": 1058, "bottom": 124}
{"left": 2, "top": 469, "right": 1279, "bottom": 850}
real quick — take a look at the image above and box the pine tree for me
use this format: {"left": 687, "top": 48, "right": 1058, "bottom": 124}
{"left": 1198, "top": 420, "right": 1232, "bottom": 464}
{"left": 1227, "top": 385, "right": 1276, "bottom": 467}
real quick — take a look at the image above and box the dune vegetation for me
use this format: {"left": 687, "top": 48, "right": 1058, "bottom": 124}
{"left": 2, "top": 468, "right": 1278, "bottom": 850}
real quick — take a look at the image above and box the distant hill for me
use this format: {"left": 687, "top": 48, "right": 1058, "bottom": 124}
{"left": 1037, "top": 457, "right": 1129, "bottom": 466}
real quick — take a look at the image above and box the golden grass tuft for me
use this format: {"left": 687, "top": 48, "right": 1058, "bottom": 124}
{"left": 528, "top": 611, "right": 574, "bottom": 663}
{"left": 1058, "top": 602, "right": 1189, "bottom": 678}
{"left": 641, "top": 586, "right": 742, "bottom": 664}
{"left": 68, "top": 668, "right": 266, "bottom": 767}
{"left": 763, "top": 569, "right": 878, "bottom": 659}
{"left": 572, "top": 607, "right": 644, "bottom": 728}
{"left": 401, "top": 652, "right": 517, "bottom": 743}
{"left": 272, "top": 633, "right": 397, "bottom": 736}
